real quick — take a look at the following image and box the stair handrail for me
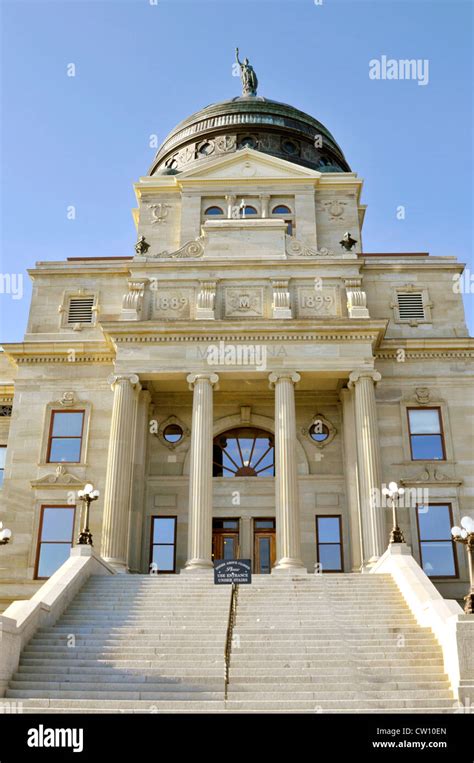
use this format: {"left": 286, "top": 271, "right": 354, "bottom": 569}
{"left": 224, "top": 582, "right": 238, "bottom": 700}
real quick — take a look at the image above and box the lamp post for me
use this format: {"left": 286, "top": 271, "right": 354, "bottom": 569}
{"left": 0, "top": 522, "right": 12, "bottom": 546}
{"left": 451, "top": 516, "right": 474, "bottom": 615}
{"left": 77, "top": 483, "right": 99, "bottom": 546}
{"left": 382, "top": 481, "right": 406, "bottom": 544}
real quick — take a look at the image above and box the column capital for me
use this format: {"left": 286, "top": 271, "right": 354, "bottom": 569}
{"left": 187, "top": 372, "right": 219, "bottom": 391}
{"left": 348, "top": 369, "right": 381, "bottom": 389}
{"left": 268, "top": 371, "right": 301, "bottom": 389}
{"left": 107, "top": 373, "right": 141, "bottom": 391}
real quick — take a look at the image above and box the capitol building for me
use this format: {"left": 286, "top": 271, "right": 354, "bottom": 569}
{"left": 0, "top": 56, "right": 472, "bottom": 713}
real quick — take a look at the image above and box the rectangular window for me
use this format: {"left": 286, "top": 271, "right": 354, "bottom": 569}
{"left": 407, "top": 407, "right": 445, "bottom": 460}
{"left": 416, "top": 503, "right": 457, "bottom": 578}
{"left": 0, "top": 446, "right": 6, "bottom": 487}
{"left": 67, "top": 296, "right": 95, "bottom": 325}
{"left": 47, "top": 410, "right": 85, "bottom": 463}
{"left": 150, "top": 516, "right": 177, "bottom": 573}
{"left": 316, "top": 515, "right": 343, "bottom": 572}
{"left": 35, "top": 505, "right": 75, "bottom": 579}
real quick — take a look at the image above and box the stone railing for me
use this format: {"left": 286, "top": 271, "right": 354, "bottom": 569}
{"left": 371, "top": 543, "right": 474, "bottom": 703}
{"left": 0, "top": 546, "right": 115, "bottom": 696}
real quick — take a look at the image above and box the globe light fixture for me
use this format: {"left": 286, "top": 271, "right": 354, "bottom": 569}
{"left": 0, "top": 521, "right": 12, "bottom": 546}
{"left": 451, "top": 515, "right": 474, "bottom": 614}
{"left": 77, "top": 483, "right": 100, "bottom": 546}
{"left": 382, "top": 481, "right": 406, "bottom": 544}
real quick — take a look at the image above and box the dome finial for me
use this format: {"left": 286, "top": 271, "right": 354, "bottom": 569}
{"left": 235, "top": 47, "right": 258, "bottom": 97}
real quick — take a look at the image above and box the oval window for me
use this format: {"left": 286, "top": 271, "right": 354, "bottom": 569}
{"left": 309, "top": 422, "right": 329, "bottom": 443}
{"left": 163, "top": 424, "right": 184, "bottom": 444}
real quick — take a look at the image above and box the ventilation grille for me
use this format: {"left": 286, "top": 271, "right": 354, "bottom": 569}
{"left": 67, "top": 297, "right": 95, "bottom": 324}
{"left": 396, "top": 292, "right": 425, "bottom": 321}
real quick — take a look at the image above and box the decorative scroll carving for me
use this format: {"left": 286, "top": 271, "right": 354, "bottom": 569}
{"left": 344, "top": 278, "right": 369, "bottom": 318}
{"left": 121, "top": 281, "right": 146, "bottom": 320}
{"left": 285, "top": 235, "right": 333, "bottom": 258}
{"left": 271, "top": 279, "right": 291, "bottom": 319}
{"left": 400, "top": 466, "right": 462, "bottom": 487}
{"left": 152, "top": 238, "right": 205, "bottom": 260}
{"left": 31, "top": 464, "right": 85, "bottom": 488}
{"left": 196, "top": 281, "right": 218, "bottom": 320}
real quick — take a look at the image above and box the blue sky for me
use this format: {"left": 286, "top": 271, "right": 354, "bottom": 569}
{"left": 1, "top": 0, "right": 473, "bottom": 340}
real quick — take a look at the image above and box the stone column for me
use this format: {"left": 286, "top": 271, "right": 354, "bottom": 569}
{"left": 340, "top": 387, "right": 363, "bottom": 570}
{"left": 183, "top": 373, "right": 219, "bottom": 572}
{"left": 260, "top": 193, "right": 270, "bottom": 218}
{"left": 128, "top": 388, "right": 151, "bottom": 573}
{"left": 225, "top": 194, "right": 236, "bottom": 219}
{"left": 101, "top": 373, "right": 141, "bottom": 572}
{"left": 269, "top": 372, "right": 305, "bottom": 572}
{"left": 348, "top": 369, "right": 385, "bottom": 564}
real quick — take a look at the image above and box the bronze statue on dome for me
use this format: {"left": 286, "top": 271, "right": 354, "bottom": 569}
{"left": 235, "top": 48, "right": 258, "bottom": 97}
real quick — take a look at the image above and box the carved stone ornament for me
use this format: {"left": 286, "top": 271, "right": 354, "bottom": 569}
{"left": 151, "top": 238, "right": 205, "bottom": 260}
{"left": 285, "top": 235, "right": 333, "bottom": 258}
{"left": 301, "top": 413, "right": 337, "bottom": 449}
{"left": 339, "top": 232, "right": 357, "bottom": 251}
{"left": 0, "top": 405, "right": 13, "bottom": 417}
{"left": 31, "top": 464, "right": 85, "bottom": 489}
{"left": 400, "top": 466, "right": 462, "bottom": 487}
{"left": 147, "top": 203, "right": 171, "bottom": 225}
{"left": 414, "top": 387, "right": 431, "bottom": 405}
{"left": 121, "top": 281, "right": 146, "bottom": 319}
{"left": 58, "top": 391, "right": 77, "bottom": 407}
{"left": 319, "top": 200, "right": 347, "bottom": 219}
{"left": 155, "top": 415, "right": 190, "bottom": 451}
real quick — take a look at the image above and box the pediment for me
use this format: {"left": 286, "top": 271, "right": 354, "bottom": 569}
{"left": 31, "top": 465, "right": 85, "bottom": 489}
{"left": 177, "top": 148, "right": 322, "bottom": 182}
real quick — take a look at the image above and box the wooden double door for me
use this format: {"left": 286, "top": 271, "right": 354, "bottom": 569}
{"left": 212, "top": 518, "right": 276, "bottom": 573}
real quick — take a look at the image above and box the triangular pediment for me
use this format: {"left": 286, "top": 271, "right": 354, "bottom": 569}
{"left": 177, "top": 148, "right": 322, "bottom": 182}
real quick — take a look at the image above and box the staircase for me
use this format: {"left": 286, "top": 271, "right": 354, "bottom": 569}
{"left": 3, "top": 573, "right": 456, "bottom": 713}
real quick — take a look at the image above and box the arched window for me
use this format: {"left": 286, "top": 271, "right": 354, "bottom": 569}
{"left": 213, "top": 427, "right": 274, "bottom": 477}
{"left": 272, "top": 204, "right": 294, "bottom": 235}
{"left": 243, "top": 206, "right": 258, "bottom": 216}
{"left": 204, "top": 206, "right": 224, "bottom": 216}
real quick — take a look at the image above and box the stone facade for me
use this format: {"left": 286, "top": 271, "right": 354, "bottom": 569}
{"left": 0, "top": 100, "right": 473, "bottom": 607}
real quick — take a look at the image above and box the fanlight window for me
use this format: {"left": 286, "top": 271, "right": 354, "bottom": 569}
{"left": 213, "top": 427, "right": 274, "bottom": 477}
{"left": 243, "top": 205, "right": 258, "bottom": 216}
{"left": 204, "top": 206, "right": 224, "bottom": 216}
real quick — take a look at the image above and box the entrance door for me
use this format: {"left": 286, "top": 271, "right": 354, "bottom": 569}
{"left": 212, "top": 519, "right": 240, "bottom": 561}
{"left": 254, "top": 519, "right": 276, "bottom": 573}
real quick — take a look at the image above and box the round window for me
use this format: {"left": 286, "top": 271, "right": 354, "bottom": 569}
{"left": 239, "top": 136, "right": 257, "bottom": 149}
{"left": 282, "top": 139, "right": 298, "bottom": 155}
{"left": 198, "top": 141, "right": 214, "bottom": 156}
{"left": 163, "top": 424, "right": 184, "bottom": 444}
{"left": 309, "top": 422, "right": 329, "bottom": 443}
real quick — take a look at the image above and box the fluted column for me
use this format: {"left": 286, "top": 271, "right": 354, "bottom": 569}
{"left": 101, "top": 373, "right": 141, "bottom": 571}
{"left": 269, "top": 371, "right": 305, "bottom": 572}
{"left": 348, "top": 369, "right": 385, "bottom": 564}
{"left": 183, "top": 373, "right": 219, "bottom": 572}
{"left": 340, "top": 387, "right": 363, "bottom": 570}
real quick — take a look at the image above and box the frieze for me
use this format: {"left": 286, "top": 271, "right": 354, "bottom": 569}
{"left": 152, "top": 288, "right": 194, "bottom": 320}
{"left": 296, "top": 287, "right": 340, "bottom": 318}
{"left": 224, "top": 288, "right": 265, "bottom": 318}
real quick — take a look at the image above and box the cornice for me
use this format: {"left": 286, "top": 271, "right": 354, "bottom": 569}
{"left": 101, "top": 319, "right": 387, "bottom": 348}
{"left": 362, "top": 259, "right": 463, "bottom": 272}
{"left": 2, "top": 341, "right": 114, "bottom": 365}
{"left": 376, "top": 337, "right": 474, "bottom": 360}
